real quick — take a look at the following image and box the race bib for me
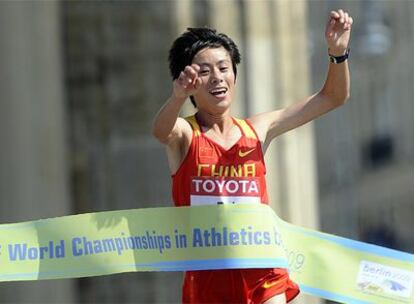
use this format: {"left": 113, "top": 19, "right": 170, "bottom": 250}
{"left": 190, "top": 177, "right": 261, "bottom": 205}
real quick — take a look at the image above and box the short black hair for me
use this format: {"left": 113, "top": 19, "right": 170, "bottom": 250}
{"left": 168, "top": 27, "right": 241, "bottom": 107}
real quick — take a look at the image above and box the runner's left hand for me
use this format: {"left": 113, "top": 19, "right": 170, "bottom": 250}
{"left": 325, "top": 9, "right": 353, "bottom": 56}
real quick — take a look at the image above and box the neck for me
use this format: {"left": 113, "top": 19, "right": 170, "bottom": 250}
{"left": 196, "top": 110, "right": 233, "bottom": 133}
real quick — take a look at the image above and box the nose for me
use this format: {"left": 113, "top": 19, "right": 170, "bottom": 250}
{"left": 210, "top": 68, "right": 223, "bottom": 85}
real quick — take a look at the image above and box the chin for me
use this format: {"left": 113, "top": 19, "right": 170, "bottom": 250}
{"left": 214, "top": 98, "right": 231, "bottom": 107}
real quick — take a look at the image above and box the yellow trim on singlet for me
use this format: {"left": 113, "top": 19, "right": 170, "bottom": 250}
{"left": 185, "top": 115, "right": 201, "bottom": 137}
{"left": 186, "top": 115, "right": 257, "bottom": 139}
{"left": 234, "top": 118, "right": 257, "bottom": 140}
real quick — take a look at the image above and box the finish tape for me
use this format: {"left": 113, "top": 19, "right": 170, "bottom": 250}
{"left": 0, "top": 204, "right": 413, "bottom": 303}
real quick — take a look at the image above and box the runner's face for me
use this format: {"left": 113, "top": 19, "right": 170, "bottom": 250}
{"left": 191, "top": 47, "right": 236, "bottom": 112}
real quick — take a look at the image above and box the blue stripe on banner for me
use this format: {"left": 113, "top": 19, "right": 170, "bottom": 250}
{"left": 134, "top": 258, "right": 289, "bottom": 271}
{"left": 0, "top": 258, "right": 289, "bottom": 280}
{"left": 299, "top": 284, "right": 372, "bottom": 304}
{"left": 282, "top": 222, "right": 414, "bottom": 262}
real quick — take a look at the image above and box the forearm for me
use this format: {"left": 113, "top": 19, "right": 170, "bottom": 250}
{"left": 321, "top": 8, "right": 353, "bottom": 105}
{"left": 152, "top": 94, "right": 186, "bottom": 143}
{"left": 152, "top": 64, "right": 201, "bottom": 143}
{"left": 319, "top": 57, "right": 350, "bottom": 105}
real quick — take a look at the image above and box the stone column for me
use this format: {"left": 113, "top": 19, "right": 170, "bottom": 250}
{"left": 272, "top": 0, "right": 319, "bottom": 229}
{"left": 244, "top": 0, "right": 281, "bottom": 217}
{"left": 273, "top": 1, "right": 320, "bottom": 304}
{"left": 245, "top": 1, "right": 320, "bottom": 303}
{"left": 0, "top": 1, "right": 75, "bottom": 302}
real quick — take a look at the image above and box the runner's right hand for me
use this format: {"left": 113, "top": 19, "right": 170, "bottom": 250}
{"left": 173, "top": 64, "right": 202, "bottom": 99}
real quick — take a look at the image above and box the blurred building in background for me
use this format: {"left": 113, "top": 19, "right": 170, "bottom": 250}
{"left": 0, "top": 0, "right": 413, "bottom": 303}
{"left": 309, "top": 1, "right": 414, "bottom": 253}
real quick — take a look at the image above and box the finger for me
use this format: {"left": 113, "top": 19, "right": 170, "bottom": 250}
{"left": 178, "top": 71, "right": 190, "bottom": 88}
{"left": 191, "top": 74, "right": 199, "bottom": 86}
{"left": 348, "top": 16, "right": 354, "bottom": 28}
{"left": 335, "top": 9, "right": 343, "bottom": 23}
{"left": 184, "top": 66, "right": 198, "bottom": 81}
{"left": 194, "top": 77, "right": 202, "bottom": 90}
{"left": 344, "top": 12, "right": 349, "bottom": 23}
{"left": 191, "top": 63, "right": 200, "bottom": 72}
{"left": 330, "top": 10, "right": 340, "bottom": 19}
{"left": 178, "top": 71, "right": 185, "bottom": 84}
{"left": 182, "top": 68, "right": 195, "bottom": 86}
{"left": 326, "top": 16, "right": 336, "bottom": 35}
{"left": 184, "top": 65, "right": 195, "bottom": 76}
{"left": 344, "top": 15, "right": 353, "bottom": 31}
{"left": 327, "top": 16, "right": 336, "bottom": 27}
{"left": 343, "top": 12, "right": 350, "bottom": 29}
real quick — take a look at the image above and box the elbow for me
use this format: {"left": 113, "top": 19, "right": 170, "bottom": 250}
{"left": 152, "top": 126, "right": 174, "bottom": 145}
{"left": 152, "top": 133, "right": 169, "bottom": 145}
{"left": 326, "top": 90, "right": 351, "bottom": 107}
{"left": 341, "top": 91, "right": 351, "bottom": 105}
{"left": 151, "top": 121, "right": 158, "bottom": 139}
{"left": 151, "top": 128, "right": 160, "bottom": 141}
{"left": 152, "top": 130, "right": 168, "bottom": 145}
{"left": 151, "top": 123, "right": 167, "bottom": 144}
{"left": 336, "top": 92, "right": 350, "bottom": 106}
{"left": 342, "top": 87, "right": 351, "bottom": 103}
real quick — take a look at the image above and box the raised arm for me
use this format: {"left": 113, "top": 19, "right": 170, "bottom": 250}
{"left": 152, "top": 64, "right": 201, "bottom": 144}
{"left": 152, "top": 64, "right": 201, "bottom": 173}
{"left": 249, "top": 9, "right": 353, "bottom": 152}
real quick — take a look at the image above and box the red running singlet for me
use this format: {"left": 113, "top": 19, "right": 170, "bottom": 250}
{"left": 172, "top": 115, "right": 300, "bottom": 303}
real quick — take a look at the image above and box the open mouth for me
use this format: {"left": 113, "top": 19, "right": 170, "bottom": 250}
{"left": 209, "top": 87, "right": 228, "bottom": 98}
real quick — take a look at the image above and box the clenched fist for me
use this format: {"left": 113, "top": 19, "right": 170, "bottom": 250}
{"left": 173, "top": 64, "right": 202, "bottom": 99}
{"left": 325, "top": 9, "right": 353, "bottom": 56}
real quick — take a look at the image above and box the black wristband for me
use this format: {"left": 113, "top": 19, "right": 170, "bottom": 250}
{"left": 329, "top": 48, "right": 350, "bottom": 64}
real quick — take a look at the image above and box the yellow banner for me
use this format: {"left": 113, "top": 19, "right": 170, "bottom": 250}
{"left": 0, "top": 204, "right": 413, "bottom": 304}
